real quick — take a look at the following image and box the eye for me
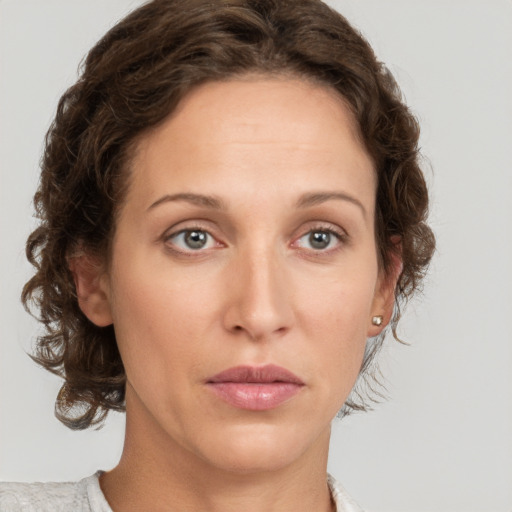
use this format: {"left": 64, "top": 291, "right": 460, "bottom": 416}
{"left": 166, "top": 229, "right": 217, "bottom": 251}
{"left": 295, "top": 229, "right": 343, "bottom": 251}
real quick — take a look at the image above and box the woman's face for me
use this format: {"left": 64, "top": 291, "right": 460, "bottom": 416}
{"left": 97, "top": 77, "right": 392, "bottom": 473}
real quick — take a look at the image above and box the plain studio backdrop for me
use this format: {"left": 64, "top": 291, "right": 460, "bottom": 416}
{"left": 1, "top": 1, "right": 511, "bottom": 511}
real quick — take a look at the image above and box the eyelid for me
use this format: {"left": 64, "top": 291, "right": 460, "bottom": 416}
{"left": 161, "top": 218, "right": 218, "bottom": 240}
{"left": 160, "top": 219, "right": 348, "bottom": 256}
{"left": 291, "top": 222, "right": 349, "bottom": 252}
{"left": 162, "top": 222, "right": 225, "bottom": 255}
{"left": 295, "top": 220, "right": 347, "bottom": 239}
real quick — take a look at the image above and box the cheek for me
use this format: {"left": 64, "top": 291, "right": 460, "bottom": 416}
{"left": 299, "top": 264, "right": 377, "bottom": 334}
{"left": 295, "top": 266, "right": 377, "bottom": 383}
{"left": 108, "top": 251, "right": 224, "bottom": 377}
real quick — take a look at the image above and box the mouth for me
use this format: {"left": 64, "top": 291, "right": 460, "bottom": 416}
{"left": 206, "top": 364, "right": 305, "bottom": 411}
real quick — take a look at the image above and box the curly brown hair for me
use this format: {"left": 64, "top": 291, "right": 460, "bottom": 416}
{"left": 22, "top": 0, "right": 435, "bottom": 429}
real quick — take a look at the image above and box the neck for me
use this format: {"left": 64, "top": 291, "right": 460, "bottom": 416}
{"left": 100, "top": 390, "right": 334, "bottom": 512}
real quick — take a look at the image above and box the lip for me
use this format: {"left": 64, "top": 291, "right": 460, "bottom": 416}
{"left": 206, "top": 364, "right": 305, "bottom": 411}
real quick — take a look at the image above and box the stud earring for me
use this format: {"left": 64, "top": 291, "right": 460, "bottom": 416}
{"left": 371, "top": 315, "right": 383, "bottom": 326}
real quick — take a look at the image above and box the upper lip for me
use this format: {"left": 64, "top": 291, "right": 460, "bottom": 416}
{"left": 207, "top": 364, "right": 304, "bottom": 385}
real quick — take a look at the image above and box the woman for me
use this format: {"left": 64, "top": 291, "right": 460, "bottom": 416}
{"left": 0, "top": 0, "right": 434, "bottom": 510}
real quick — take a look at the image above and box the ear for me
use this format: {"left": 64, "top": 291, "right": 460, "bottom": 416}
{"left": 367, "top": 240, "right": 403, "bottom": 337}
{"left": 68, "top": 253, "right": 113, "bottom": 327}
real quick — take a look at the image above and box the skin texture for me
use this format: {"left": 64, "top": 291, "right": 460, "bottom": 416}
{"left": 74, "top": 77, "right": 396, "bottom": 512}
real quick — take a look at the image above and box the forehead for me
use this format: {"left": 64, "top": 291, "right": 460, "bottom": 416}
{"left": 139, "top": 77, "right": 366, "bottom": 155}
{"left": 125, "top": 77, "right": 375, "bottom": 211}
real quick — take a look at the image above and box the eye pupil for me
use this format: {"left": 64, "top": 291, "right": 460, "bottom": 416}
{"left": 185, "top": 230, "right": 207, "bottom": 249}
{"left": 309, "top": 231, "right": 330, "bottom": 249}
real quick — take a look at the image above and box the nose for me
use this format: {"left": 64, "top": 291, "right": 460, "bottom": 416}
{"left": 222, "top": 246, "right": 294, "bottom": 341}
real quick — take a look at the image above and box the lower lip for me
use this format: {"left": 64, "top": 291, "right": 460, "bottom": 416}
{"left": 206, "top": 382, "right": 303, "bottom": 411}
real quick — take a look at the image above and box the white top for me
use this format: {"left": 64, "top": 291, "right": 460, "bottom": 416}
{"left": 0, "top": 472, "right": 364, "bottom": 511}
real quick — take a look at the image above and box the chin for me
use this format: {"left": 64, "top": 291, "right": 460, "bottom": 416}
{"left": 208, "top": 443, "right": 302, "bottom": 475}
{"left": 194, "top": 422, "right": 329, "bottom": 475}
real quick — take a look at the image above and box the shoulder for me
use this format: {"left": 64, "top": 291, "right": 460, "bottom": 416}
{"left": 0, "top": 472, "right": 112, "bottom": 512}
{"left": 0, "top": 480, "right": 81, "bottom": 512}
{"left": 328, "top": 474, "right": 365, "bottom": 512}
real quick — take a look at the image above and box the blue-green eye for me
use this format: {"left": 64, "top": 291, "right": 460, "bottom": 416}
{"left": 167, "top": 229, "right": 215, "bottom": 251}
{"left": 297, "top": 230, "right": 341, "bottom": 251}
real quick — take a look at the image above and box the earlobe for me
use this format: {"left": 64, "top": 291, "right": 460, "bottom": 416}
{"left": 68, "top": 254, "right": 113, "bottom": 327}
{"left": 367, "top": 242, "right": 403, "bottom": 337}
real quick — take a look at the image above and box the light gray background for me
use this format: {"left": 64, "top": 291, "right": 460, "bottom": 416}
{"left": 1, "top": 1, "right": 511, "bottom": 511}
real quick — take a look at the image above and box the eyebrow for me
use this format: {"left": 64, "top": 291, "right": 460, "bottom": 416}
{"left": 147, "top": 193, "right": 226, "bottom": 212}
{"left": 296, "top": 191, "right": 367, "bottom": 218}
{"left": 147, "top": 191, "right": 366, "bottom": 217}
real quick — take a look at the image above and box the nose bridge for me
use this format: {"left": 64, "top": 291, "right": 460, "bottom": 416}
{"left": 224, "top": 238, "right": 293, "bottom": 340}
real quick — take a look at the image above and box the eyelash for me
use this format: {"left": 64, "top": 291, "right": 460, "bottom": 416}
{"left": 162, "top": 223, "right": 348, "bottom": 256}
{"left": 293, "top": 225, "right": 347, "bottom": 255}
{"left": 163, "top": 225, "right": 221, "bottom": 256}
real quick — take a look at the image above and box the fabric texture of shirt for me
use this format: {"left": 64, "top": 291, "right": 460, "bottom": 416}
{"left": 0, "top": 472, "right": 364, "bottom": 511}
